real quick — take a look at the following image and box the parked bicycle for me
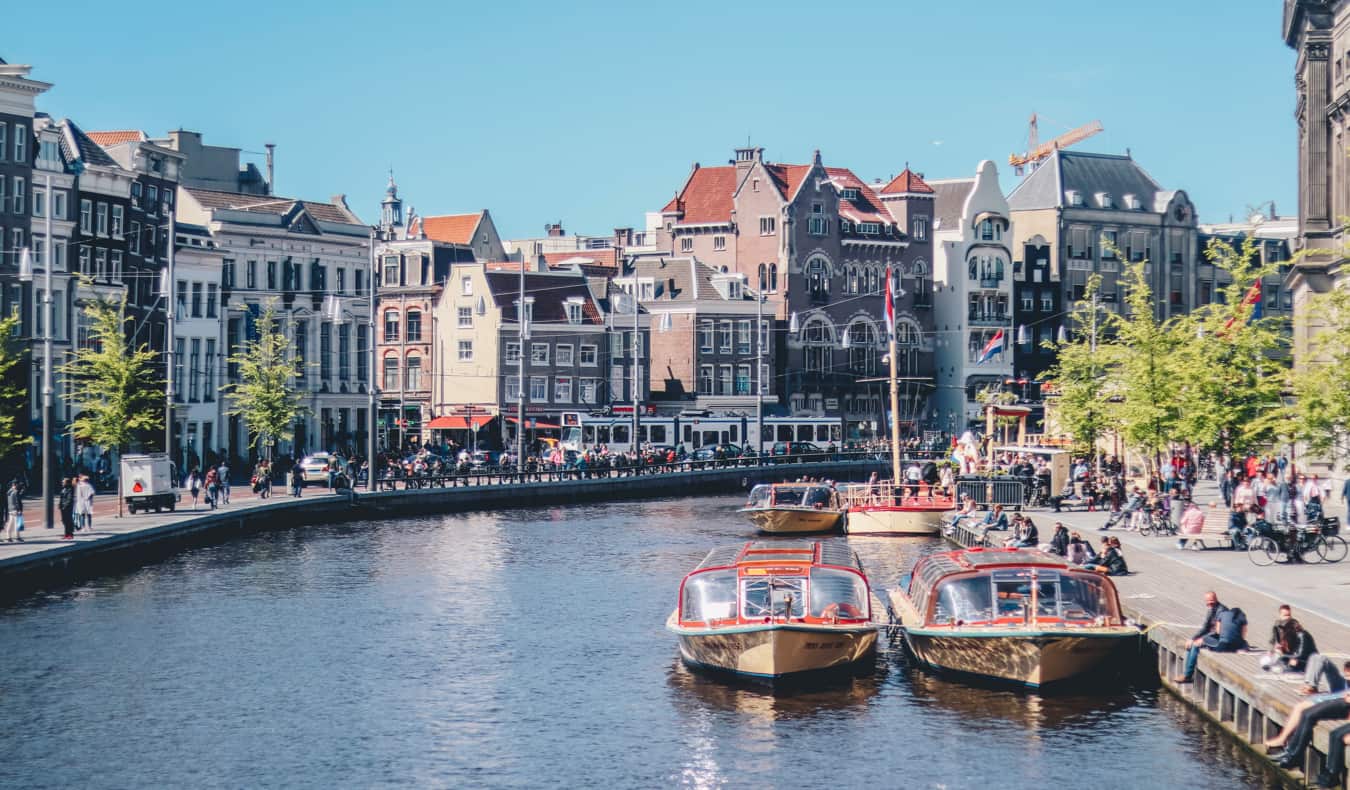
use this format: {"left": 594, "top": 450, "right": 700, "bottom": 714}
{"left": 1247, "top": 518, "right": 1348, "bottom": 566}
{"left": 1137, "top": 510, "right": 1177, "bottom": 537}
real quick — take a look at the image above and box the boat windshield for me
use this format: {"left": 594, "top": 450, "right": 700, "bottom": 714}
{"left": 802, "top": 487, "right": 834, "bottom": 508}
{"left": 771, "top": 488, "right": 806, "bottom": 506}
{"left": 809, "top": 568, "right": 869, "bottom": 620}
{"left": 745, "top": 485, "right": 773, "bottom": 508}
{"left": 682, "top": 569, "right": 738, "bottom": 622}
{"left": 741, "top": 576, "right": 806, "bottom": 619}
{"left": 932, "top": 569, "right": 1119, "bottom": 625}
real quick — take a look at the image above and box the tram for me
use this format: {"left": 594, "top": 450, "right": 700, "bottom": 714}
{"left": 559, "top": 411, "right": 843, "bottom": 454}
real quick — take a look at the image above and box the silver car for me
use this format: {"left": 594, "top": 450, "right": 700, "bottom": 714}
{"left": 298, "top": 454, "right": 335, "bottom": 485}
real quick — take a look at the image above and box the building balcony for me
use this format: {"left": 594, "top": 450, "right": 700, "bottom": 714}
{"left": 978, "top": 276, "right": 1003, "bottom": 289}
{"left": 968, "top": 313, "right": 1012, "bottom": 327}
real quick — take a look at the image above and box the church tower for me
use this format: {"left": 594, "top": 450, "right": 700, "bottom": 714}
{"left": 380, "top": 171, "right": 403, "bottom": 238}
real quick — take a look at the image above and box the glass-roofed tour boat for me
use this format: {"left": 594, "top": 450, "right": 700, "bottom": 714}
{"left": 739, "top": 483, "right": 844, "bottom": 534}
{"left": 667, "top": 542, "right": 878, "bottom": 680}
{"left": 888, "top": 548, "right": 1139, "bottom": 687}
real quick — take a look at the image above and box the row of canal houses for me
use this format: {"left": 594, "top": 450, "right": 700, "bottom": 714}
{"left": 9, "top": 50, "right": 1289, "bottom": 471}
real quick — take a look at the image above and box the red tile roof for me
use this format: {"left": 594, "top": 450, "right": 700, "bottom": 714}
{"left": 662, "top": 165, "right": 738, "bottom": 224}
{"left": 825, "top": 167, "right": 892, "bottom": 223}
{"left": 86, "top": 130, "right": 146, "bottom": 147}
{"left": 879, "top": 168, "right": 935, "bottom": 195}
{"left": 765, "top": 164, "right": 810, "bottom": 202}
{"left": 541, "top": 249, "right": 618, "bottom": 270}
{"left": 417, "top": 212, "right": 483, "bottom": 245}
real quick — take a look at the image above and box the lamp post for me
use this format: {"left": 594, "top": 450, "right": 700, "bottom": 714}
{"left": 516, "top": 264, "right": 529, "bottom": 474}
{"left": 165, "top": 209, "right": 176, "bottom": 464}
{"left": 630, "top": 261, "right": 640, "bottom": 453}
{"left": 18, "top": 178, "right": 57, "bottom": 530}
{"left": 366, "top": 228, "right": 378, "bottom": 490}
{"left": 755, "top": 290, "right": 764, "bottom": 457}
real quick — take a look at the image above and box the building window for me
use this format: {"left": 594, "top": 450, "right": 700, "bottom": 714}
{"left": 530, "top": 376, "right": 548, "bottom": 402}
{"left": 554, "top": 376, "right": 572, "bottom": 403}
{"left": 356, "top": 326, "right": 369, "bottom": 385}
{"left": 737, "top": 320, "right": 752, "bottom": 354}
{"left": 457, "top": 340, "right": 472, "bottom": 361}
{"left": 807, "top": 258, "right": 829, "bottom": 301}
{"left": 735, "top": 364, "right": 751, "bottom": 395}
{"left": 505, "top": 341, "right": 521, "bottom": 363}
{"left": 1021, "top": 292, "right": 1033, "bottom": 311}
{"left": 204, "top": 339, "right": 217, "bottom": 400}
{"left": 556, "top": 344, "right": 574, "bottom": 366}
{"left": 457, "top": 306, "right": 472, "bottom": 327}
{"left": 713, "top": 235, "right": 726, "bottom": 251}
{"left": 383, "top": 357, "right": 399, "bottom": 391}
{"left": 206, "top": 284, "right": 218, "bottom": 318}
{"left": 680, "top": 237, "right": 693, "bottom": 253}
{"left": 579, "top": 344, "right": 597, "bottom": 366}
{"left": 111, "top": 205, "right": 124, "bottom": 238}
{"left": 769, "top": 263, "right": 778, "bottom": 292}
{"left": 1101, "top": 230, "right": 1118, "bottom": 257}
{"left": 0, "top": 124, "right": 5, "bottom": 162}
{"left": 760, "top": 216, "right": 776, "bottom": 235}
{"left": 131, "top": 181, "right": 142, "bottom": 209}
{"left": 809, "top": 216, "right": 828, "bottom": 235}
{"left": 53, "top": 190, "right": 66, "bottom": 220}
{"left": 718, "top": 365, "right": 733, "bottom": 396}
{"left": 95, "top": 202, "right": 107, "bottom": 235}
{"left": 79, "top": 199, "right": 91, "bottom": 234}
{"left": 406, "top": 309, "right": 422, "bottom": 342}
{"left": 405, "top": 355, "right": 421, "bottom": 389}
{"left": 579, "top": 379, "right": 598, "bottom": 404}
{"left": 110, "top": 251, "right": 122, "bottom": 283}
{"left": 912, "top": 216, "right": 928, "bottom": 240}
{"left": 699, "top": 320, "right": 713, "bottom": 353}
{"left": 698, "top": 365, "right": 713, "bottom": 395}
{"left": 223, "top": 259, "right": 235, "bottom": 289}
{"left": 1041, "top": 292, "right": 1053, "bottom": 312}
{"left": 246, "top": 261, "right": 257, "bottom": 289}
{"left": 32, "top": 186, "right": 44, "bottom": 217}
{"left": 320, "top": 323, "right": 333, "bottom": 382}
{"left": 13, "top": 125, "right": 24, "bottom": 163}
{"left": 147, "top": 185, "right": 158, "bottom": 214}
{"left": 461, "top": 276, "right": 472, "bottom": 295}
{"left": 848, "top": 323, "right": 879, "bottom": 375}
{"left": 565, "top": 300, "right": 582, "bottom": 324}
{"left": 190, "top": 282, "right": 202, "bottom": 317}
{"left": 506, "top": 375, "right": 521, "bottom": 401}
{"left": 531, "top": 343, "right": 549, "bottom": 365}
{"left": 803, "top": 320, "right": 831, "bottom": 372}
{"left": 719, "top": 320, "right": 733, "bottom": 353}
{"left": 174, "top": 338, "right": 185, "bottom": 401}
{"left": 78, "top": 247, "right": 90, "bottom": 276}
{"left": 383, "top": 310, "right": 399, "bottom": 342}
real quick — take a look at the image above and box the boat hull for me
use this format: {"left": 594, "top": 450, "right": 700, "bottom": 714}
{"left": 901, "top": 629, "right": 1137, "bottom": 687}
{"left": 742, "top": 508, "right": 843, "bottom": 534}
{"left": 667, "top": 613, "right": 877, "bottom": 679}
{"left": 845, "top": 506, "right": 946, "bottom": 536}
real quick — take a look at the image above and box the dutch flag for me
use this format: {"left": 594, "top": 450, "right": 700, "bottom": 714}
{"left": 977, "top": 328, "right": 1005, "bottom": 364}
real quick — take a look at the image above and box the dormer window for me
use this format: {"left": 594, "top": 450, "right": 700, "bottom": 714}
{"left": 1124, "top": 194, "right": 1141, "bottom": 210}
{"left": 1066, "top": 190, "right": 1083, "bottom": 207}
{"left": 565, "top": 299, "right": 583, "bottom": 325}
{"left": 841, "top": 187, "right": 860, "bottom": 201}
{"left": 859, "top": 222, "right": 880, "bottom": 235}
{"left": 727, "top": 279, "right": 742, "bottom": 300}
{"left": 1096, "top": 192, "right": 1112, "bottom": 209}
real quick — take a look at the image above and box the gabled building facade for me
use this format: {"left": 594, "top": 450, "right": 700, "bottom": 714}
{"left": 652, "top": 146, "right": 936, "bottom": 437}
{"left": 409, "top": 210, "right": 507, "bottom": 263}
{"left": 929, "top": 160, "right": 1015, "bottom": 433}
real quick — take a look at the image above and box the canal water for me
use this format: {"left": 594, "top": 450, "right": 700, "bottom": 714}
{"left": 0, "top": 494, "right": 1279, "bottom": 788}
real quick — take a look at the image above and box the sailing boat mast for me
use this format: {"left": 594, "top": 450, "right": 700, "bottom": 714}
{"left": 888, "top": 326, "right": 901, "bottom": 486}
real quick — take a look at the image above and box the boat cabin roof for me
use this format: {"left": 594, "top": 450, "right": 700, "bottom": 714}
{"left": 751, "top": 482, "right": 834, "bottom": 491}
{"left": 919, "top": 548, "right": 1080, "bottom": 577}
{"left": 693, "top": 541, "right": 862, "bottom": 574}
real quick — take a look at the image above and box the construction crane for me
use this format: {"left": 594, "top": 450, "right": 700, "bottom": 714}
{"left": 1009, "top": 114, "right": 1104, "bottom": 175}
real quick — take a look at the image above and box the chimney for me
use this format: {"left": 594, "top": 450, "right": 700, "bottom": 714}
{"left": 734, "top": 146, "right": 763, "bottom": 176}
{"left": 546, "top": 222, "right": 565, "bottom": 237}
{"left": 264, "top": 142, "right": 275, "bottom": 195}
{"left": 614, "top": 227, "right": 632, "bottom": 247}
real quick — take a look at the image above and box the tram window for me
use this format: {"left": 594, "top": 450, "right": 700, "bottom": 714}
{"left": 817, "top": 425, "right": 829, "bottom": 442}
{"left": 729, "top": 426, "right": 738, "bottom": 442}
{"left": 702, "top": 430, "right": 718, "bottom": 446}
{"left": 613, "top": 425, "right": 629, "bottom": 444}
{"left": 831, "top": 425, "right": 842, "bottom": 441}
{"left": 650, "top": 425, "right": 667, "bottom": 443}
{"left": 684, "top": 426, "right": 693, "bottom": 443}
{"left": 797, "top": 425, "right": 812, "bottom": 442}
{"left": 720, "top": 430, "right": 730, "bottom": 444}
{"left": 596, "top": 426, "right": 610, "bottom": 444}
{"left": 777, "top": 426, "right": 792, "bottom": 442}
{"left": 583, "top": 426, "right": 595, "bottom": 443}
{"left": 638, "top": 426, "right": 648, "bottom": 442}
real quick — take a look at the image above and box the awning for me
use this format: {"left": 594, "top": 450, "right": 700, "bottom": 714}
{"left": 505, "top": 417, "right": 562, "bottom": 430}
{"left": 427, "top": 416, "right": 493, "bottom": 430}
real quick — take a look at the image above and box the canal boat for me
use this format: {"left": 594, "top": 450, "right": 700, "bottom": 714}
{"left": 740, "top": 483, "right": 844, "bottom": 534}
{"left": 889, "top": 548, "right": 1138, "bottom": 687}
{"left": 838, "top": 483, "right": 953, "bottom": 536}
{"left": 667, "top": 541, "right": 878, "bottom": 680}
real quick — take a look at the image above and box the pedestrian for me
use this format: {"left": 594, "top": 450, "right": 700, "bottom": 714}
{"left": 75, "top": 475, "right": 95, "bottom": 532}
{"left": 204, "top": 466, "right": 219, "bottom": 510}
{"left": 58, "top": 477, "right": 75, "bottom": 540}
{"left": 290, "top": 465, "right": 304, "bottom": 497}
{"left": 217, "top": 459, "right": 231, "bottom": 505}
{"left": 1173, "top": 591, "right": 1246, "bottom": 684}
{"left": 186, "top": 468, "right": 201, "bottom": 509}
{"left": 3, "top": 479, "right": 23, "bottom": 543}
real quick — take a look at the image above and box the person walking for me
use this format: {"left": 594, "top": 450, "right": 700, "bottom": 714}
{"left": 58, "top": 477, "right": 75, "bottom": 540}
{"left": 290, "top": 465, "right": 304, "bottom": 498}
{"left": 186, "top": 468, "right": 201, "bottom": 509}
{"left": 204, "top": 466, "right": 219, "bottom": 510}
{"left": 74, "top": 475, "right": 95, "bottom": 533}
{"left": 4, "top": 479, "right": 23, "bottom": 543}
{"left": 217, "top": 460, "right": 231, "bottom": 505}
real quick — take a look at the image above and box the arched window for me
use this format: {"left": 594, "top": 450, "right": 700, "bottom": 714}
{"left": 912, "top": 261, "right": 928, "bottom": 302}
{"left": 848, "top": 321, "right": 879, "bottom": 375}
{"left": 405, "top": 353, "right": 422, "bottom": 390}
{"left": 847, "top": 266, "right": 857, "bottom": 294}
{"left": 383, "top": 355, "right": 399, "bottom": 390}
{"left": 406, "top": 309, "right": 422, "bottom": 342}
{"left": 807, "top": 257, "right": 829, "bottom": 301}
{"left": 758, "top": 263, "right": 767, "bottom": 291}
{"left": 383, "top": 309, "right": 400, "bottom": 342}
{"left": 769, "top": 263, "right": 779, "bottom": 292}
{"left": 968, "top": 258, "right": 978, "bottom": 280}
{"left": 803, "top": 318, "right": 833, "bottom": 373}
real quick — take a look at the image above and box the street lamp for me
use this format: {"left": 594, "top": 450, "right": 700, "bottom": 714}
{"left": 17, "top": 175, "right": 56, "bottom": 531}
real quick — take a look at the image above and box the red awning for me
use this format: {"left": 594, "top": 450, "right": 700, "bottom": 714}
{"left": 505, "top": 417, "right": 562, "bottom": 429}
{"left": 427, "top": 416, "right": 492, "bottom": 430}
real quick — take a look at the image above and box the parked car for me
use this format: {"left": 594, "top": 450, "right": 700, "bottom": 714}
{"left": 298, "top": 454, "right": 335, "bottom": 485}
{"left": 770, "top": 441, "right": 822, "bottom": 461}
{"left": 690, "top": 444, "right": 743, "bottom": 466}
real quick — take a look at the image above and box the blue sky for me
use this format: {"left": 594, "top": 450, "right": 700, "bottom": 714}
{"left": 6, "top": 0, "right": 1294, "bottom": 239}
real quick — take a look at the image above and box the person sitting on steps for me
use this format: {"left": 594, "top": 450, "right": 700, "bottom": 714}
{"left": 1173, "top": 591, "right": 1245, "bottom": 684}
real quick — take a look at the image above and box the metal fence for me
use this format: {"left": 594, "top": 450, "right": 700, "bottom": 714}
{"left": 954, "top": 477, "right": 1026, "bottom": 510}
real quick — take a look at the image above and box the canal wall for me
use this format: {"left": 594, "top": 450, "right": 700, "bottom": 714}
{"left": 946, "top": 517, "right": 1349, "bottom": 787}
{"left": 0, "top": 458, "right": 885, "bottom": 597}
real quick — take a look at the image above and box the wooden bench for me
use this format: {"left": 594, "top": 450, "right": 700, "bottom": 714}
{"left": 1183, "top": 506, "right": 1237, "bottom": 550}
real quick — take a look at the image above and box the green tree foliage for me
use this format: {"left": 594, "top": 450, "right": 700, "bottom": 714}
{"left": 1171, "top": 236, "right": 1288, "bottom": 455}
{"left": 60, "top": 296, "right": 163, "bottom": 451}
{"left": 1042, "top": 273, "right": 1112, "bottom": 459}
{"left": 1287, "top": 287, "right": 1350, "bottom": 464}
{"left": 0, "top": 315, "right": 33, "bottom": 457}
{"left": 1105, "top": 260, "right": 1180, "bottom": 472}
{"left": 224, "top": 302, "right": 306, "bottom": 457}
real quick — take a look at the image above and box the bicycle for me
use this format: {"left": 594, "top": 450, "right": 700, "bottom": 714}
{"left": 1138, "top": 510, "right": 1177, "bottom": 537}
{"left": 1247, "top": 521, "right": 1348, "bottom": 566}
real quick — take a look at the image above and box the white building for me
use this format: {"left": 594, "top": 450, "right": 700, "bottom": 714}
{"left": 169, "top": 221, "right": 226, "bottom": 471}
{"left": 176, "top": 187, "right": 372, "bottom": 463}
{"left": 929, "top": 160, "right": 1015, "bottom": 432}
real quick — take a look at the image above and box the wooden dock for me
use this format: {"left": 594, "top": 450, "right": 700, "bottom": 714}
{"left": 945, "top": 495, "right": 1350, "bottom": 787}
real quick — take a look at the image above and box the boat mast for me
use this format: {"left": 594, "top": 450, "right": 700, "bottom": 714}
{"left": 889, "top": 332, "right": 901, "bottom": 486}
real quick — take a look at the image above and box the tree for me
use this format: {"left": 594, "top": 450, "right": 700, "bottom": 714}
{"left": 1286, "top": 287, "right": 1350, "bottom": 465}
{"left": 1042, "top": 273, "right": 1112, "bottom": 460}
{"left": 223, "top": 302, "right": 306, "bottom": 459}
{"left": 1106, "top": 260, "right": 1181, "bottom": 473}
{"left": 1170, "top": 236, "right": 1288, "bottom": 456}
{"left": 0, "top": 315, "right": 32, "bottom": 458}
{"left": 61, "top": 296, "right": 163, "bottom": 452}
